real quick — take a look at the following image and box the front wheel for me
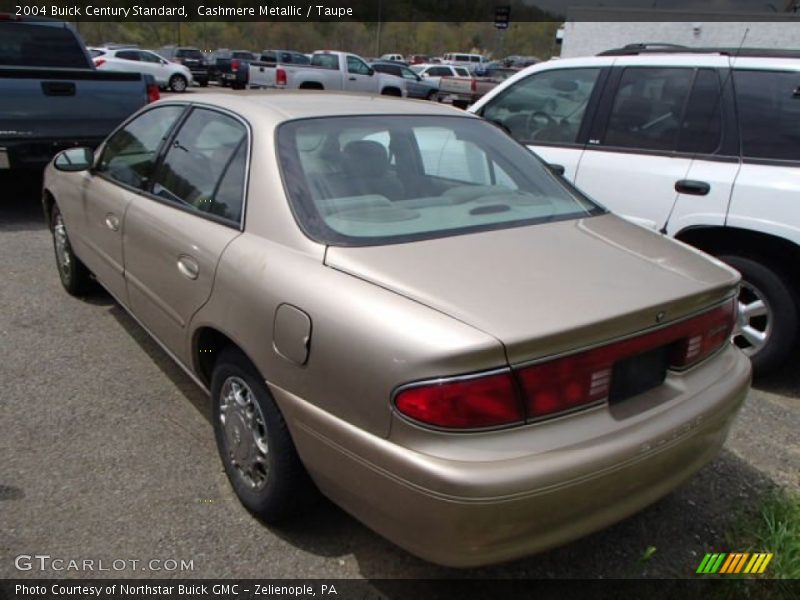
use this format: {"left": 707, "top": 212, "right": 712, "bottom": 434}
{"left": 719, "top": 254, "right": 798, "bottom": 375}
{"left": 51, "top": 205, "right": 92, "bottom": 296}
{"left": 211, "top": 347, "right": 315, "bottom": 521}
{"left": 169, "top": 74, "right": 188, "bottom": 93}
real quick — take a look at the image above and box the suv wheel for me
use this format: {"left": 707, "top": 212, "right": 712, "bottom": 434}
{"left": 169, "top": 74, "right": 188, "bottom": 92}
{"left": 719, "top": 254, "right": 798, "bottom": 375}
{"left": 211, "top": 347, "right": 315, "bottom": 521}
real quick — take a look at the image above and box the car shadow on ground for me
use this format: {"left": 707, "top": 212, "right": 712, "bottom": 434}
{"left": 1, "top": 174, "right": 46, "bottom": 232}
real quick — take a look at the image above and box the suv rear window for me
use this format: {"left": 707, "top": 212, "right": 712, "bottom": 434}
{"left": 277, "top": 115, "right": 603, "bottom": 246}
{"left": 176, "top": 49, "right": 203, "bottom": 59}
{"left": 734, "top": 70, "right": 800, "bottom": 161}
{"left": 0, "top": 23, "right": 90, "bottom": 68}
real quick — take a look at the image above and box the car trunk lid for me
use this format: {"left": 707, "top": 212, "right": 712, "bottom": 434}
{"left": 324, "top": 214, "right": 739, "bottom": 365}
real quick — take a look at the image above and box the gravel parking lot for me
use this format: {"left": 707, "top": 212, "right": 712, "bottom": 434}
{"left": 1, "top": 142, "right": 798, "bottom": 580}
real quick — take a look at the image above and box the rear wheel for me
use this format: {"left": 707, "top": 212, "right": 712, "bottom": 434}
{"left": 425, "top": 90, "right": 437, "bottom": 101}
{"left": 199, "top": 80, "right": 209, "bottom": 88}
{"left": 381, "top": 87, "right": 402, "bottom": 97}
{"left": 211, "top": 347, "right": 315, "bottom": 521}
{"left": 169, "top": 74, "right": 188, "bottom": 93}
{"left": 719, "top": 254, "right": 798, "bottom": 375}
{"left": 51, "top": 205, "right": 92, "bottom": 296}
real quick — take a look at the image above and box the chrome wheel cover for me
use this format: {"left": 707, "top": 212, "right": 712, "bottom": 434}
{"left": 733, "top": 281, "right": 771, "bottom": 357}
{"left": 53, "top": 213, "right": 72, "bottom": 282}
{"left": 219, "top": 376, "right": 269, "bottom": 490}
{"left": 172, "top": 76, "right": 187, "bottom": 92}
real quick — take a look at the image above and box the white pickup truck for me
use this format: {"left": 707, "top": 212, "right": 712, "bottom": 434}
{"left": 249, "top": 50, "right": 406, "bottom": 96}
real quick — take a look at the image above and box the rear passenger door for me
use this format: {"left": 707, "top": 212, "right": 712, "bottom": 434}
{"left": 726, "top": 68, "right": 800, "bottom": 238}
{"left": 123, "top": 107, "right": 248, "bottom": 360}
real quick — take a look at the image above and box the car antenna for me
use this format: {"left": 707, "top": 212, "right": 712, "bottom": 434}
{"left": 659, "top": 27, "right": 750, "bottom": 235}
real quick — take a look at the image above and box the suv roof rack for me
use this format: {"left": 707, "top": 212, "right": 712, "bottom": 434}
{"left": 599, "top": 43, "right": 800, "bottom": 59}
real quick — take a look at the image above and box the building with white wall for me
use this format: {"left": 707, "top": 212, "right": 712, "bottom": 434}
{"left": 559, "top": 9, "right": 800, "bottom": 57}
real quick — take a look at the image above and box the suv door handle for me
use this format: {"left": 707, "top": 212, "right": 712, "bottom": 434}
{"left": 675, "top": 179, "right": 710, "bottom": 196}
{"left": 177, "top": 255, "right": 199, "bottom": 280}
{"left": 348, "top": 76, "right": 357, "bottom": 81}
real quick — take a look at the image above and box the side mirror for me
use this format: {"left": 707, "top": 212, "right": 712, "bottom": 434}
{"left": 161, "top": 59, "right": 168, "bottom": 65}
{"left": 548, "top": 163, "right": 566, "bottom": 176}
{"left": 367, "top": 67, "right": 375, "bottom": 76}
{"left": 54, "top": 147, "right": 94, "bottom": 172}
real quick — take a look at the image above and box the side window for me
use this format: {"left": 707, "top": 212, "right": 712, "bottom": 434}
{"left": 455, "top": 68, "right": 470, "bottom": 77}
{"left": 415, "top": 127, "right": 491, "bottom": 185}
{"left": 347, "top": 56, "right": 371, "bottom": 75}
{"left": 734, "top": 70, "right": 800, "bottom": 161}
{"left": 482, "top": 68, "right": 600, "bottom": 144}
{"left": 603, "top": 67, "right": 693, "bottom": 151}
{"left": 117, "top": 50, "right": 140, "bottom": 61}
{"left": 261, "top": 51, "right": 276, "bottom": 63}
{"left": 98, "top": 106, "right": 185, "bottom": 189}
{"left": 677, "top": 68, "right": 722, "bottom": 154}
{"left": 140, "top": 52, "right": 162, "bottom": 64}
{"left": 151, "top": 108, "right": 248, "bottom": 224}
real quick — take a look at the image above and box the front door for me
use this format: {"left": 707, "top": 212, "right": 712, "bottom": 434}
{"left": 123, "top": 107, "right": 248, "bottom": 360}
{"left": 80, "top": 105, "right": 185, "bottom": 301}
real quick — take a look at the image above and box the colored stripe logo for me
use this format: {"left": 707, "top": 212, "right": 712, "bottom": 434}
{"left": 696, "top": 552, "right": 773, "bottom": 574}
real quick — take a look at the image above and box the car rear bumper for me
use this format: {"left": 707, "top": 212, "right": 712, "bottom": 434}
{"left": 272, "top": 345, "right": 750, "bottom": 567}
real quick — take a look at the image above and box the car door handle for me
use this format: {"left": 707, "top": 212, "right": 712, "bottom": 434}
{"left": 104, "top": 214, "right": 120, "bottom": 231}
{"left": 349, "top": 76, "right": 357, "bottom": 81}
{"left": 177, "top": 256, "right": 199, "bottom": 280}
{"left": 675, "top": 179, "right": 710, "bottom": 196}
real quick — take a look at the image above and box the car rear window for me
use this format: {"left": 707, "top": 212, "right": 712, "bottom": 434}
{"left": 176, "top": 48, "right": 203, "bottom": 59}
{"left": 312, "top": 54, "right": 339, "bottom": 69}
{"left": 277, "top": 115, "right": 603, "bottom": 246}
{"left": 0, "top": 23, "right": 90, "bottom": 68}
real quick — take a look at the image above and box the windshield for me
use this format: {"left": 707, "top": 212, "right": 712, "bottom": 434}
{"left": 277, "top": 115, "right": 604, "bottom": 246}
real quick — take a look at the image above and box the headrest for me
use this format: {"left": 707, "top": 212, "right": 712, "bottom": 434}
{"left": 342, "top": 140, "right": 390, "bottom": 178}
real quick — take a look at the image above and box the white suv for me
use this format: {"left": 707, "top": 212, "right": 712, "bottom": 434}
{"left": 471, "top": 44, "right": 800, "bottom": 374}
{"left": 91, "top": 47, "right": 194, "bottom": 92}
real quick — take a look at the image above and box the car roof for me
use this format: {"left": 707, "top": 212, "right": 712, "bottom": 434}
{"left": 154, "top": 91, "right": 472, "bottom": 124}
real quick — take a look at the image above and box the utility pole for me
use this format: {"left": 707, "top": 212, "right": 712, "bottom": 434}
{"left": 375, "top": 0, "right": 383, "bottom": 57}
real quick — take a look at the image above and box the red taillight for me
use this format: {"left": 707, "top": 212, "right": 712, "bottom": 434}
{"left": 231, "top": 58, "right": 240, "bottom": 72}
{"left": 470, "top": 78, "right": 477, "bottom": 93}
{"left": 394, "top": 299, "right": 735, "bottom": 429}
{"left": 147, "top": 83, "right": 160, "bottom": 103}
{"left": 276, "top": 67, "right": 287, "bottom": 86}
{"left": 394, "top": 372, "right": 524, "bottom": 429}
{"left": 518, "top": 299, "right": 736, "bottom": 419}
{"left": 94, "top": 58, "right": 106, "bottom": 68}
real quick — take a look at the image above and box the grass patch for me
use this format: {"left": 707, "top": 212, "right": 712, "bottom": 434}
{"left": 726, "top": 489, "right": 800, "bottom": 579}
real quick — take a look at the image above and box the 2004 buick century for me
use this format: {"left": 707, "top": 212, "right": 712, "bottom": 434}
{"left": 43, "top": 93, "right": 751, "bottom": 567}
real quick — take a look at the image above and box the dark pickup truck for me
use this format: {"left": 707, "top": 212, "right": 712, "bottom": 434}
{"left": 0, "top": 17, "right": 155, "bottom": 173}
{"left": 208, "top": 49, "right": 257, "bottom": 89}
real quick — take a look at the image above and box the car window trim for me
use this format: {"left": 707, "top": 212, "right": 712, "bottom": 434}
{"left": 145, "top": 103, "right": 252, "bottom": 231}
{"left": 93, "top": 102, "right": 252, "bottom": 232}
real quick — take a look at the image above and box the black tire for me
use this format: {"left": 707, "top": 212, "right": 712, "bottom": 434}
{"left": 199, "top": 80, "right": 209, "bottom": 88}
{"left": 381, "top": 87, "right": 402, "bottom": 97}
{"left": 169, "top": 74, "right": 188, "bottom": 93}
{"left": 718, "top": 254, "right": 798, "bottom": 375}
{"left": 51, "top": 204, "right": 92, "bottom": 296}
{"left": 425, "top": 90, "right": 437, "bottom": 101}
{"left": 232, "top": 81, "right": 246, "bottom": 90}
{"left": 211, "top": 346, "right": 315, "bottom": 521}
